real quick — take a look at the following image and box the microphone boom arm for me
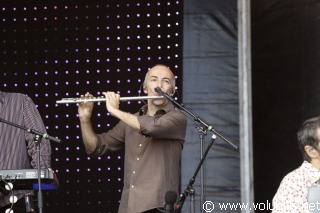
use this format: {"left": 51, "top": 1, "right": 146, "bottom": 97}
{"left": 0, "top": 118, "right": 61, "bottom": 144}
{"left": 154, "top": 87, "right": 238, "bottom": 150}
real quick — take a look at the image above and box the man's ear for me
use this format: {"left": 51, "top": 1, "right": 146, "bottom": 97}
{"left": 143, "top": 84, "right": 148, "bottom": 94}
{"left": 169, "top": 88, "right": 175, "bottom": 96}
{"left": 305, "top": 145, "right": 318, "bottom": 159}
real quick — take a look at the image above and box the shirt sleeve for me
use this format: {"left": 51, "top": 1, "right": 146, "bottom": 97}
{"left": 24, "top": 95, "right": 52, "bottom": 168}
{"left": 137, "top": 109, "right": 187, "bottom": 140}
{"left": 93, "top": 121, "right": 126, "bottom": 156}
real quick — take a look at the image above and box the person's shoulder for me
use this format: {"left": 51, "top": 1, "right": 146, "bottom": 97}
{"left": 161, "top": 102, "right": 187, "bottom": 120}
{"left": 2, "top": 91, "right": 27, "bottom": 97}
{"left": 174, "top": 107, "right": 187, "bottom": 117}
{"left": 281, "top": 162, "right": 307, "bottom": 182}
{"left": 3, "top": 92, "right": 35, "bottom": 104}
{"left": 171, "top": 108, "right": 188, "bottom": 125}
{"left": 1, "top": 91, "right": 24, "bottom": 100}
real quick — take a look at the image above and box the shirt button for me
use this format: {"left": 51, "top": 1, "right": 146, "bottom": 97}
{"left": 139, "top": 144, "right": 142, "bottom": 147}
{"left": 136, "top": 157, "right": 140, "bottom": 161}
{"left": 133, "top": 171, "right": 136, "bottom": 174}
{"left": 131, "top": 185, "right": 134, "bottom": 188}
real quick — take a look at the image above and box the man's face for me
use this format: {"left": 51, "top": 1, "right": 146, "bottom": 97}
{"left": 315, "top": 128, "right": 320, "bottom": 152}
{"left": 305, "top": 128, "right": 320, "bottom": 168}
{"left": 143, "top": 65, "right": 174, "bottom": 106}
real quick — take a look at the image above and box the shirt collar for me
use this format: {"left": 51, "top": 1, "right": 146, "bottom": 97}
{"left": 302, "top": 161, "right": 320, "bottom": 184}
{"left": 139, "top": 102, "right": 174, "bottom": 116}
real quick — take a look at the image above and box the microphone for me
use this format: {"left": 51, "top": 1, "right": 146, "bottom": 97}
{"left": 154, "top": 87, "right": 175, "bottom": 102}
{"left": 154, "top": 87, "right": 164, "bottom": 95}
{"left": 43, "top": 133, "right": 62, "bottom": 144}
{"left": 27, "top": 129, "right": 62, "bottom": 144}
{"left": 157, "top": 190, "right": 177, "bottom": 213}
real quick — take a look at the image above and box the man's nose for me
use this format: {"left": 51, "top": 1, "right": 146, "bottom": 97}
{"left": 157, "top": 81, "right": 163, "bottom": 88}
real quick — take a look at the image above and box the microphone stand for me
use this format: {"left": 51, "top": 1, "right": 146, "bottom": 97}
{"left": 198, "top": 126, "right": 206, "bottom": 212}
{"left": 155, "top": 88, "right": 238, "bottom": 213}
{"left": 0, "top": 118, "right": 61, "bottom": 213}
{"left": 175, "top": 133, "right": 217, "bottom": 213}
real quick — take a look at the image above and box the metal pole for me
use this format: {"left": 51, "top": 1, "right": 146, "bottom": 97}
{"left": 238, "top": 0, "right": 254, "bottom": 212}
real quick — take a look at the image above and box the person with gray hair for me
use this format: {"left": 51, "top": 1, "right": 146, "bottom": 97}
{"left": 272, "top": 116, "right": 320, "bottom": 213}
{"left": 78, "top": 64, "right": 187, "bottom": 213}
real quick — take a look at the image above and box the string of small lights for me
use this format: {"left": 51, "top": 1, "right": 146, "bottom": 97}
{"left": 0, "top": 1, "right": 183, "bottom": 212}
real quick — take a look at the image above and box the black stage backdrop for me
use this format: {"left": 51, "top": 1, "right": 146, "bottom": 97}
{"left": 0, "top": 1, "right": 183, "bottom": 212}
{"left": 252, "top": 0, "right": 320, "bottom": 212}
{"left": 182, "top": 0, "right": 240, "bottom": 212}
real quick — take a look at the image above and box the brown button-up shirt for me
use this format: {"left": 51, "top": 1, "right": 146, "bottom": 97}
{"left": 93, "top": 102, "right": 187, "bottom": 213}
{"left": 0, "top": 91, "right": 51, "bottom": 207}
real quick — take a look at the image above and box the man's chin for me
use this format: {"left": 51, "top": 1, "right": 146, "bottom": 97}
{"left": 152, "top": 99, "right": 168, "bottom": 106}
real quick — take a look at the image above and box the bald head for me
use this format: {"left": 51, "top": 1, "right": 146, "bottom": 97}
{"left": 143, "top": 65, "right": 176, "bottom": 94}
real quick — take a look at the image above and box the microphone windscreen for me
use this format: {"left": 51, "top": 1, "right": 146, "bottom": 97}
{"left": 165, "top": 191, "right": 177, "bottom": 203}
{"left": 154, "top": 87, "right": 163, "bottom": 93}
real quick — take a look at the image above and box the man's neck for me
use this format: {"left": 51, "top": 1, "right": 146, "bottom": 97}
{"left": 311, "top": 159, "right": 320, "bottom": 170}
{"left": 146, "top": 101, "right": 169, "bottom": 116}
{"left": 146, "top": 105, "right": 158, "bottom": 116}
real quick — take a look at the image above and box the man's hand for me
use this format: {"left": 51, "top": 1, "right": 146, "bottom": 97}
{"left": 103, "top": 92, "right": 120, "bottom": 116}
{"left": 78, "top": 94, "right": 95, "bottom": 122}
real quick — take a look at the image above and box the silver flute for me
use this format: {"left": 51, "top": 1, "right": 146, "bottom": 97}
{"left": 56, "top": 96, "right": 164, "bottom": 104}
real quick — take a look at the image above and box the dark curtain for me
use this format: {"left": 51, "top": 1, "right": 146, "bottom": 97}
{"left": 252, "top": 0, "right": 320, "bottom": 212}
{"left": 182, "top": 0, "right": 240, "bottom": 212}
